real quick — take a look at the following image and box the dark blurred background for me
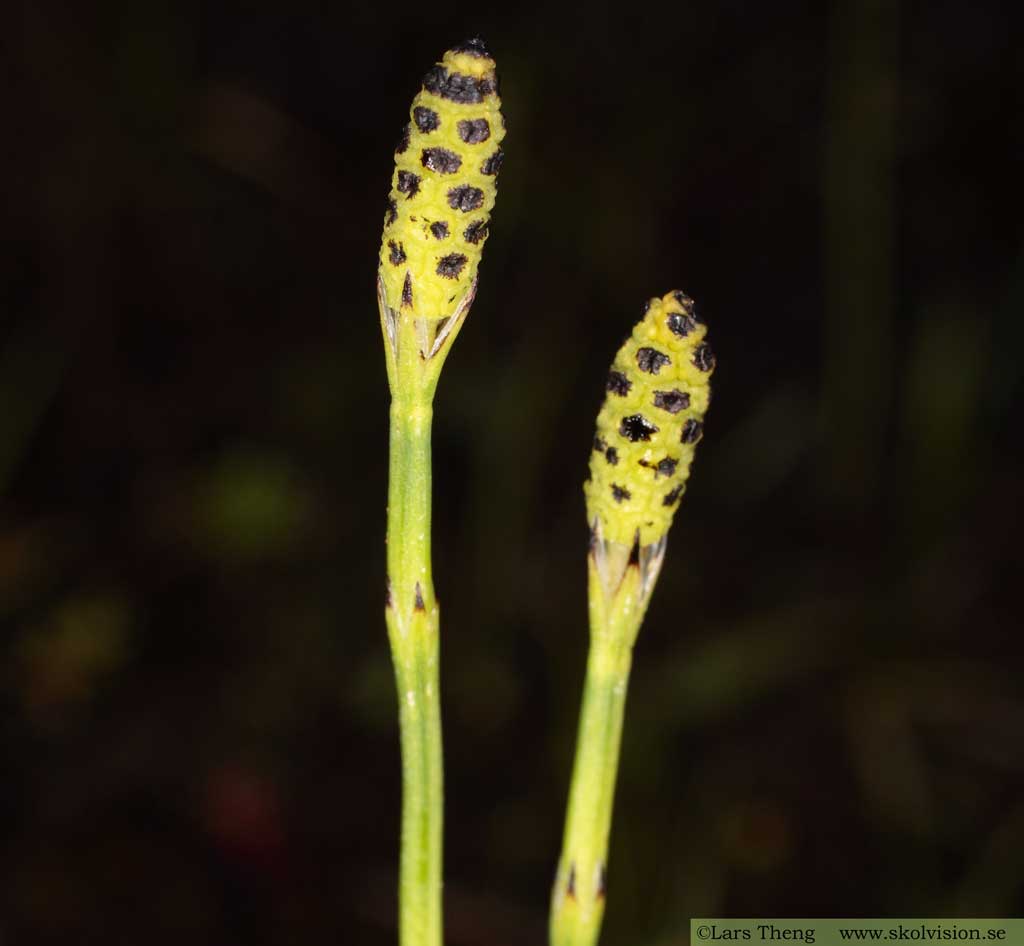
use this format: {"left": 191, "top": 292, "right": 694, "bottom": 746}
{"left": 3, "top": 1, "right": 1023, "bottom": 942}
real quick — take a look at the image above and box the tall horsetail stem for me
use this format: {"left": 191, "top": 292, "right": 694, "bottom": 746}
{"left": 550, "top": 291, "right": 715, "bottom": 946}
{"left": 377, "top": 38, "right": 504, "bottom": 946}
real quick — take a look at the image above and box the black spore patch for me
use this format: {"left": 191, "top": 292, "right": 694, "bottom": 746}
{"left": 597, "top": 864, "right": 607, "bottom": 900}
{"left": 402, "top": 272, "right": 413, "bottom": 307}
{"left": 681, "top": 418, "right": 703, "bottom": 444}
{"left": 450, "top": 37, "right": 490, "bottom": 58}
{"left": 605, "top": 447, "right": 619, "bottom": 465}
{"left": 436, "top": 253, "right": 468, "bottom": 279}
{"left": 593, "top": 435, "right": 608, "bottom": 453}
{"left": 430, "top": 221, "right": 449, "bottom": 240}
{"left": 414, "top": 582, "right": 425, "bottom": 611}
{"left": 384, "top": 197, "right": 398, "bottom": 225}
{"left": 667, "top": 312, "right": 696, "bottom": 337}
{"left": 611, "top": 484, "right": 631, "bottom": 503}
{"left": 656, "top": 457, "right": 678, "bottom": 477}
{"left": 637, "top": 347, "right": 671, "bottom": 374}
{"left": 693, "top": 341, "right": 716, "bottom": 371}
{"left": 620, "top": 414, "right": 658, "bottom": 442}
{"left": 421, "top": 147, "right": 462, "bottom": 174}
{"left": 395, "top": 123, "right": 410, "bottom": 154}
{"left": 397, "top": 170, "right": 421, "bottom": 198}
{"left": 413, "top": 106, "right": 440, "bottom": 132}
{"left": 606, "top": 371, "right": 631, "bottom": 395}
{"left": 463, "top": 220, "right": 489, "bottom": 244}
{"left": 458, "top": 118, "right": 491, "bottom": 143}
{"left": 673, "top": 291, "right": 695, "bottom": 313}
{"left": 388, "top": 240, "right": 406, "bottom": 265}
{"left": 567, "top": 863, "right": 576, "bottom": 899}
{"left": 663, "top": 484, "right": 684, "bottom": 506}
{"left": 481, "top": 149, "right": 504, "bottom": 175}
{"left": 653, "top": 389, "right": 690, "bottom": 413}
{"left": 447, "top": 185, "right": 485, "bottom": 212}
{"left": 423, "top": 66, "right": 495, "bottom": 104}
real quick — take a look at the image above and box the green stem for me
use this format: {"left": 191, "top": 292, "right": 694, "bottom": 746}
{"left": 386, "top": 390, "right": 443, "bottom": 946}
{"left": 378, "top": 277, "right": 473, "bottom": 946}
{"left": 550, "top": 559, "right": 648, "bottom": 946}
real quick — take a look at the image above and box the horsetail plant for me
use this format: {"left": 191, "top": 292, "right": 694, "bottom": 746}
{"left": 377, "top": 38, "right": 504, "bottom": 946}
{"left": 550, "top": 291, "right": 715, "bottom": 946}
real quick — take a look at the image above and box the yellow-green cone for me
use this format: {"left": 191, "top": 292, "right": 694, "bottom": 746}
{"left": 585, "top": 290, "right": 714, "bottom": 549}
{"left": 379, "top": 38, "right": 505, "bottom": 323}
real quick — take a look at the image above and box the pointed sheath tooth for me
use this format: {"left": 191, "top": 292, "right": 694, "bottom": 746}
{"left": 378, "top": 42, "right": 505, "bottom": 321}
{"left": 584, "top": 291, "right": 715, "bottom": 548}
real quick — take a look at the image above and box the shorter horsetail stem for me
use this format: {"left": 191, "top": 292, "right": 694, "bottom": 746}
{"left": 551, "top": 291, "right": 715, "bottom": 946}
{"left": 378, "top": 39, "right": 505, "bottom": 946}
